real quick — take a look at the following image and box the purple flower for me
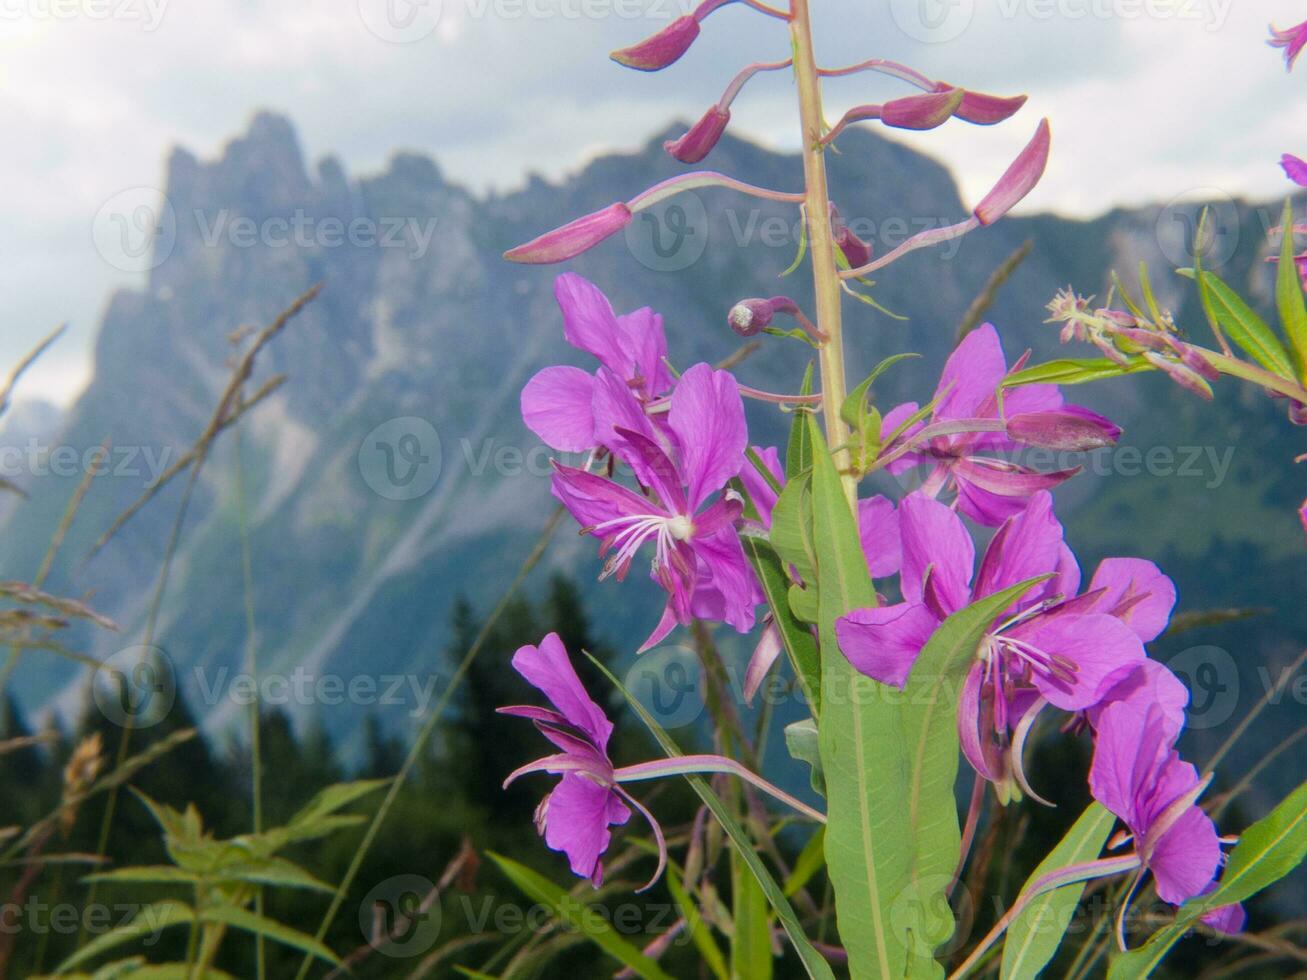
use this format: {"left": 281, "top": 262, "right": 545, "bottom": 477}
{"left": 1090, "top": 702, "right": 1222, "bottom": 906}
{"left": 837, "top": 492, "right": 1145, "bottom": 793}
{"left": 552, "top": 363, "right": 759, "bottom": 650}
{"left": 499, "top": 633, "right": 633, "bottom": 886}
{"left": 521, "top": 274, "right": 673, "bottom": 454}
{"left": 880, "top": 324, "right": 1084, "bottom": 525}
{"left": 1270, "top": 19, "right": 1307, "bottom": 70}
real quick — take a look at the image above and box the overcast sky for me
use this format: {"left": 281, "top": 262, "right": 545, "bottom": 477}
{"left": 3, "top": 0, "right": 1304, "bottom": 406}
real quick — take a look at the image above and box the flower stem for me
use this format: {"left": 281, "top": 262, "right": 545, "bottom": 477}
{"left": 789, "top": 0, "right": 854, "bottom": 501}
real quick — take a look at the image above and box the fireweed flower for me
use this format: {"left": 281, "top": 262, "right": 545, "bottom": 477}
{"left": 1270, "top": 19, "right": 1307, "bottom": 70}
{"left": 521, "top": 274, "right": 673, "bottom": 455}
{"left": 499, "top": 633, "right": 639, "bottom": 887}
{"left": 837, "top": 492, "right": 1147, "bottom": 797}
{"left": 1090, "top": 702, "right": 1226, "bottom": 924}
{"left": 552, "top": 363, "right": 760, "bottom": 651}
{"left": 1282, "top": 153, "right": 1307, "bottom": 186}
{"left": 877, "top": 324, "right": 1095, "bottom": 525}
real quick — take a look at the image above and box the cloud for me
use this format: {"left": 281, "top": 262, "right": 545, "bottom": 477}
{"left": 0, "top": 0, "right": 1301, "bottom": 405}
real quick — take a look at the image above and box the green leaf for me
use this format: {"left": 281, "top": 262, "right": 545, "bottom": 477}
{"left": 784, "top": 718, "right": 825, "bottom": 798}
{"left": 785, "top": 827, "right": 827, "bottom": 898}
{"left": 841, "top": 353, "right": 920, "bottom": 431}
{"left": 287, "top": 779, "right": 389, "bottom": 829}
{"left": 56, "top": 901, "right": 195, "bottom": 973}
{"left": 769, "top": 474, "right": 816, "bottom": 591}
{"left": 807, "top": 415, "right": 918, "bottom": 977}
{"left": 82, "top": 865, "right": 199, "bottom": 886}
{"left": 732, "top": 858, "right": 775, "bottom": 980}
{"left": 900, "top": 575, "right": 1055, "bottom": 955}
{"left": 788, "top": 582, "right": 820, "bottom": 625}
{"left": 1001, "top": 357, "right": 1153, "bottom": 390}
{"left": 1001, "top": 803, "right": 1116, "bottom": 979}
{"left": 1110, "top": 779, "right": 1307, "bottom": 979}
{"left": 1276, "top": 199, "right": 1307, "bottom": 380}
{"left": 666, "top": 866, "right": 730, "bottom": 980}
{"left": 1197, "top": 271, "right": 1296, "bottom": 379}
{"left": 741, "top": 536, "right": 820, "bottom": 712}
{"left": 586, "top": 654, "right": 837, "bottom": 980}
{"left": 201, "top": 904, "right": 341, "bottom": 966}
{"left": 488, "top": 852, "right": 675, "bottom": 980}
{"left": 215, "top": 857, "right": 334, "bottom": 893}
{"left": 785, "top": 364, "right": 816, "bottom": 480}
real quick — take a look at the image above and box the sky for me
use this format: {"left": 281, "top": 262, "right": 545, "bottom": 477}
{"left": 2, "top": 0, "right": 1304, "bottom": 407}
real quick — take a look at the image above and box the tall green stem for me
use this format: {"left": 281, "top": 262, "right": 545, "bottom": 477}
{"left": 788, "top": 0, "right": 854, "bottom": 502}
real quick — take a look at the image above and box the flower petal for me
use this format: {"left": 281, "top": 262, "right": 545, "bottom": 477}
{"left": 1023, "top": 613, "right": 1145, "bottom": 711}
{"left": 740, "top": 445, "right": 783, "bottom": 527}
{"left": 899, "top": 492, "right": 975, "bottom": 613}
{"left": 541, "top": 772, "right": 631, "bottom": 886}
{"left": 1150, "top": 804, "right": 1221, "bottom": 906}
{"left": 973, "top": 491, "right": 1065, "bottom": 604}
{"left": 1085, "top": 558, "right": 1176, "bottom": 642}
{"left": 512, "top": 633, "right": 615, "bottom": 750}
{"left": 935, "top": 324, "right": 1008, "bottom": 421}
{"left": 858, "top": 495, "right": 902, "bottom": 579}
{"left": 521, "top": 366, "right": 597, "bottom": 452}
{"left": 668, "top": 363, "right": 747, "bottom": 507}
{"left": 836, "top": 602, "right": 939, "bottom": 689}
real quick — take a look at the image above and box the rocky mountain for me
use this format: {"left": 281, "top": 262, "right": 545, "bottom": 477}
{"left": 1, "top": 112, "right": 1302, "bottom": 821}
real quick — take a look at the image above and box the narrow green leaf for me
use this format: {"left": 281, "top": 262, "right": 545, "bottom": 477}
{"left": 215, "top": 857, "right": 334, "bottom": 893}
{"left": 666, "top": 866, "right": 730, "bottom": 980}
{"left": 586, "top": 654, "right": 837, "bottom": 980}
{"left": 741, "top": 536, "right": 820, "bottom": 713}
{"left": 808, "top": 415, "right": 917, "bottom": 978}
{"left": 287, "top": 779, "right": 389, "bottom": 829}
{"left": 901, "top": 575, "right": 1055, "bottom": 954}
{"left": 488, "top": 852, "right": 675, "bottom": 980}
{"left": 56, "top": 901, "right": 194, "bottom": 973}
{"left": 201, "top": 904, "right": 341, "bottom": 966}
{"left": 732, "top": 858, "right": 775, "bottom": 980}
{"left": 785, "top": 364, "right": 816, "bottom": 480}
{"left": 768, "top": 475, "right": 816, "bottom": 593}
{"left": 1109, "top": 779, "right": 1307, "bottom": 979}
{"left": 784, "top": 827, "right": 827, "bottom": 898}
{"left": 1001, "top": 803, "right": 1116, "bottom": 979}
{"left": 1276, "top": 199, "right": 1307, "bottom": 380}
{"left": 82, "top": 866, "right": 199, "bottom": 886}
{"left": 1001, "top": 357, "right": 1153, "bottom": 390}
{"left": 1198, "top": 271, "right": 1296, "bottom": 379}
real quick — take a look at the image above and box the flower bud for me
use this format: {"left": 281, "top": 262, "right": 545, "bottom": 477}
{"left": 665, "top": 106, "right": 731, "bottom": 163}
{"left": 975, "top": 119, "right": 1051, "bottom": 226}
{"left": 1007, "top": 407, "right": 1121, "bottom": 452}
{"left": 881, "top": 89, "right": 964, "bottom": 130}
{"left": 727, "top": 298, "right": 782, "bottom": 336}
{"left": 830, "top": 205, "right": 873, "bottom": 268}
{"left": 504, "top": 203, "right": 632, "bottom": 265}
{"left": 611, "top": 15, "right": 700, "bottom": 71}
{"left": 934, "top": 82, "right": 1027, "bottom": 125}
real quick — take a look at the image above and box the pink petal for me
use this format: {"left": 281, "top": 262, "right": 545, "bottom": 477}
{"left": 836, "top": 602, "right": 939, "bottom": 689}
{"left": 1089, "top": 701, "right": 1174, "bottom": 831}
{"left": 1282, "top": 153, "right": 1307, "bottom": 187}
{"left": 1088, "top": 660, "right": 1189, "bottom": 738}
{"left": 521, "top": 366, "right": 597, "bottom": 452}
{"left": 552, "top": 462, "right": 661, "bottom": 533}
{"left": 955, "top": 478, "right": 1034, "bottom": 526}
{"left": 616, "top": 305, "right": 672, "bottom": 396}
{"left": 1201, "top": 902, "right": 1246, "bottom": 935}
{"left": 1086, "top": 558, "right": 1176, "bottom": 642}
{"left": 541, "top": 772, "right": 631, "bottom": 886}
{"left": 1023, "top": 613, "right": 1145, "bottom": 711}
{"left": 512, "top": 633, "right": 614, "bottom": 750}
{"left": 880, "top": 401, "right": 925, "bottom": 474}
{"left": 740, "top": 445, "right": 783, "bottom": 527}
{"left": 935, "top": 324, "right": 1008, "bottom": 421}
{"left": 668, "top": 363, "right": 747, "bottom": 508}
{"left": 858, "top": 495, "right": 902, "bottom": 579}
{"left": 555, "top": 274, "right": 630, "bottom": 379}
{"left": 1150, "top": 805, "right": 1221, "bottom": 906}
{"left": 690, "top": 528, "right": 760, "bottom": 635}
{"left": 898, "top": 492, "right": 975, "bottom": 613}
{"left": 973, "top": 491, "right": 1065, "bottom": 604}
{"left": 744, "top": 623, "right": 783, "bottom": 705}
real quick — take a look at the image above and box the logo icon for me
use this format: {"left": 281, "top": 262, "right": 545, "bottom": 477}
{"left": 624, "top": 645, "right": 704, "bottom": 729}
{"left": 358, "top": 417, "right": 442, "bottom": 500}
{"left": 1155, "top": 188, "right": 1240, "bottom": 271}
{"left": 92, "top": 187, "right": 177, "bottom": 274}
{"left": 625, "top": 192, "right": 709, "bottom": 272}
{"left": 357, "top": 0, "right": 442, "bottom": 43}
{"left": 359, "top": 874, "right": 442, "bottom": 956}
{"left": 889, "top": 0, "right": 975, "bottom": 43}
{"left": 1168, "top": 645, "right": 1239, "bottom": 731}
{"left": 93, "top": 645, "right": 176, "bottom": 729}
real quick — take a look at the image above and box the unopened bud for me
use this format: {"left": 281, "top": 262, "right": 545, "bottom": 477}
{"left": 934, "top": 82, "right": 1028, "bottom": 125}
{"left": 1007, "top": 406, "right": 1121, "bottom": 452}
{"left": 504, "top": 202, "right": 632, "bottom": 265}
{"left": 611, "top": 15, "right": 700, "bottom": 71}
{"left": 665, "top": 106, "right": 731, "bottom": 163}
{"left": 728, "top": 298, "right": 782, "bottom": 336}
{"left": 831, "top": 205, "right": 873, "bottom": 269}
{"left": 975, "top": 119, "right": 1050, "bottom": 226}
{"left": 881, "top": 89, "right": 964, "bottom": 130}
